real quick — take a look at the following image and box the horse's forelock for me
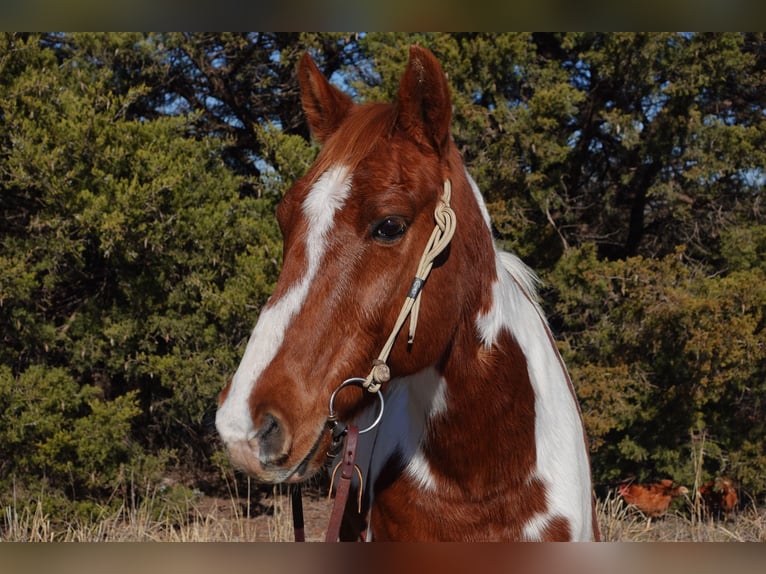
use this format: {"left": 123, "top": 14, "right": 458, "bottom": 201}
{"left": 307, "top": 103, "right": 398, "bottom": 187}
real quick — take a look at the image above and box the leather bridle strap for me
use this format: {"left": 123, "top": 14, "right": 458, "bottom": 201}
{"left": 291, "top": 425, "right": 362, "bottom": 542}
{"left": 291, "top": 484, "right": 305, "bottom": 542}
{"left": 363, "top": 179, "right": 456, "bottom": 393}
{"left": 324, "top": 425, "right": 361, "bottom": 542}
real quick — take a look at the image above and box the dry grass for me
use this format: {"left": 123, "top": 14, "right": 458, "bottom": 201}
{"left": 3, "top": 490, "right": 244, "bottom": 542}
{"left": 597, "top": 489, "right": 766, "bottom": 542}
{"left": 3, "top": 483, "right": 763, "bottom": 542}
{"left": 1, "top": 476, "right": 288, "bottom": 542}
{"left": 0, "top": 475, "right": 335, "bottom": 543}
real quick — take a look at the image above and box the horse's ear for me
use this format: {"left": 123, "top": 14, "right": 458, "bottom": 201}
{"left": 396, "top": 45, "right": 452, "bottom": 155}
{"left": 297, "top": 52, "right": 354, "bottom": 144}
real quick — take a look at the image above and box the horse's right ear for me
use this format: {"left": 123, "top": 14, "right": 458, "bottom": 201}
{"left": 297, "top": 53, "right": 354, "bottom": 144}
{"left": 395, "top": 45, "right": 452, "bottom": 156}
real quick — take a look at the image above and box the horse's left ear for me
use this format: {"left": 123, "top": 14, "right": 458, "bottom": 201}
{"left": 297, "top": 52, "right": 354, "bottom": 144}
{"left": 396, "top": 45, "right": 452, "bottom": 156}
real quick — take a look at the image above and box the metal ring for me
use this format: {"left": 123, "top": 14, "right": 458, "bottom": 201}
{"left": 328, "top": 377, "right": 385, "bottom": 435}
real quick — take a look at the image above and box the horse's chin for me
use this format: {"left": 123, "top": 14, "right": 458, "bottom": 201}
{"left": 249, "top": 463, "right": 320, "bottom": 485}
{"left": 257, "top": 465, "right": 320, "bottom": 485}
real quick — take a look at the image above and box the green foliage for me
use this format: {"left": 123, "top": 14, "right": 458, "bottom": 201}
{"left": 551, "top": 245, "right": 766, "bottom": 495}
{"left": 0, "top": 33, "right": 282, "bottom": 508}
{"left": 2, "top": 32, "right": 765, "bottom": 513}
{"left": 0, "top": 365, "right": 140, "bottom": 496}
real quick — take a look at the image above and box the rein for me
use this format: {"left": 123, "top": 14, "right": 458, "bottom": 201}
{"left": 291, "top": 179, "right": 456, "bottom": 541}
{"left": 290, "top": 426, "right": 362, "bottom": 542}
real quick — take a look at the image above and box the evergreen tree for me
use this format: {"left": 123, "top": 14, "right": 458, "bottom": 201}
{"left": 1, "top": 32, "right": 764, "bottom": 511}
{"left": 0, "top": 33, "right": 284, "bottom": 507}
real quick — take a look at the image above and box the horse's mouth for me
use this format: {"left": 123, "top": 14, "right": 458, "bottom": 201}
{"left": 284, "top": 423, "right": 330, "bottom": 483}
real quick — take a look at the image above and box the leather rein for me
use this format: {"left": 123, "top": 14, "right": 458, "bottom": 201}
{"left": 291, "top": 180, "right": 456, "bottom": 542}
{"left": 292, "top": 378, "right": 383, "bottom": 542}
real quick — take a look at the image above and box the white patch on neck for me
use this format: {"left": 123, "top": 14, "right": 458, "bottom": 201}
{"left": 465, "top": 169, "right": 592, "bottom": 540}
{"left": 406, "top": 450, "right": 436, "bottom": 491}
{"left": 215, "top": 166, "right": 352, "bottom": 444}
{"left": 351, "top": 368, "right": 446, "bottom": 498}
{"left": 521, "top": 509, "right": 549, "bottom": 541}
{"left": 475, "top": 251, "right": 593, "bottom": 540}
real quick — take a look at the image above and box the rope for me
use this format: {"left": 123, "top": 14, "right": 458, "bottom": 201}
{"left": 363, "top": 179, "right": 456, "bottom": 393}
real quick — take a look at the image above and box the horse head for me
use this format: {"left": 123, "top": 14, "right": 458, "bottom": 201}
{"left": 216, "top": 46, "right": 491, "bottom": 484}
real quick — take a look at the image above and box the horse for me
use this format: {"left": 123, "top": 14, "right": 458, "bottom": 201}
{"left": 215, "top": 45, "right": 599, "bottom": 541}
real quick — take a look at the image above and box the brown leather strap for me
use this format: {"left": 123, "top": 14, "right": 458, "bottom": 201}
{"left": 325, "top": 425, "right": 360, "bottom": 542}
{"left": 291, "top": 484, "right": 305, "bottom": 542}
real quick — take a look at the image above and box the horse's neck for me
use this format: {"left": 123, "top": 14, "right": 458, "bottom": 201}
{"left": 480, "top": 251, "right": 592, "bottom": 474}
{"left": 358, "top": 248, "right": 594, "bottom": 539}
{"left": 360, "top": 249, "right": 571, "bottom": 478}
{"left": 411, "top": 250, "right": 561, "bottom": 486}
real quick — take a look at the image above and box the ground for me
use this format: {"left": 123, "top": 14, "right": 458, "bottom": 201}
{"left": 191, "top": 485, "right": 335, "bottom": 542}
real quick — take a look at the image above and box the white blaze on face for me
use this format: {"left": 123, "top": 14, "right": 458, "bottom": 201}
{"left": 215, "top": 166, "right": 352, "bottom": 445}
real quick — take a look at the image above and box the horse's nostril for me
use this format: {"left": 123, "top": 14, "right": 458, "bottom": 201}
{"left": 260, "top": 412, "right": 279, "bottom": 436}
{"left": 252, "top": 412, "right": 289, "bottom": 464}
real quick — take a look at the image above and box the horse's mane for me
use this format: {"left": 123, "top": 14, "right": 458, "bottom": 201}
{"left": 497, "top": 251, "right": 540, "bottom": 300}
{"left": 496, "top": 250, "right": 545, "bottom": 319}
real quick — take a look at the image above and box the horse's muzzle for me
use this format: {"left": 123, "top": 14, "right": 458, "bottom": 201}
{"left": 222, "top": 415, "right": 328, "bottom": 484}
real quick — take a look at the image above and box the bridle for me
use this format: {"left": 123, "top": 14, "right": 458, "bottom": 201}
{"left": 291, "top": 179, "right": 456, "bottom": 542}
{"left": 291, "top": 376, "right": 383, "bottom": 542}
{"left": 362, "top": 178, "right": 456, "bottom": 393}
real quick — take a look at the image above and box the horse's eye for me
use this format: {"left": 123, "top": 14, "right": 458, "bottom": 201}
{"left": 372, "top": 216, "right": 408, "bottom": 242}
